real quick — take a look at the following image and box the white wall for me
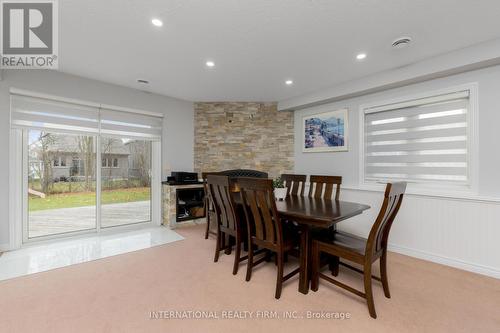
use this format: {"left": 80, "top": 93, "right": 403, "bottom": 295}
{"left": 0, "top": 70, "right": 194, "bottom": 248}
{"left": 294, "top": 65, "right": 500, "bottom": 278}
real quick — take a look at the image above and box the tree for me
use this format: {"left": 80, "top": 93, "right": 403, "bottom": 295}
{"left": 77, "top": 136, "right": 95, "bottom": 191}
{"left": 101, "top": 138, "right": 115, "bottom": 190}
{"left": 129, "top": 141, "right": 151, "bottom": 187}
{"left": 37, "top": 132, "right": 55, "bottom": 194}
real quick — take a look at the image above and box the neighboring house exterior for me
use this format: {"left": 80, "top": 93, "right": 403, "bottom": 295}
{"left": 29, "top": 134, "right": 150, "bottom": 182}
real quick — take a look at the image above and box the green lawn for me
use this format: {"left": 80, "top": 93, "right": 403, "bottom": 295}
{"left": 29, "top": 187, "right": 151, "bottom": 211}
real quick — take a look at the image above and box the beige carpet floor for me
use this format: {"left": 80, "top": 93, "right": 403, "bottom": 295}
{"left": 0, "top": 224, "right": 499, "bottom": 333}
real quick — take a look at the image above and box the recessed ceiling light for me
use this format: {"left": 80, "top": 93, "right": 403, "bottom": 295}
{"left": 285, "top": 80, "right": 293, "bottom": 85}
{"left": 356, "top": 53, "right": 367, "bottom": 60}
{"left": 205, "top": 60, "right": 215, "bottom": 68}
{"left": 151, "top": 18, "right": 163, "bottom": 27}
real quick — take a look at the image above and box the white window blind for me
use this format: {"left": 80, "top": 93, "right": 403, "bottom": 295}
{"left": 100, "top": 107, "right": 162, "bottom": 140}
{"left": 363, "top": 90, "right": 470, "bottom": 186}
{"left": 10, "top": 93, "right": 99, "bottom": 134}
{"left": 10, "top": 91, "right": 163, "bottom": 140}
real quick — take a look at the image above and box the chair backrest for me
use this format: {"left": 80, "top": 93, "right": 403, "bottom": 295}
{"left": 219, "top": 169, "right": 268, "bottom": 178}
{"left": 237, "top": 178, "right": 283, "bottom": 248}
{"left": 366, "top": 182, "right": 407, "bottom": 256}
{"left": 202, "top": 172, "right": 218, "bottom": 212}
{"left": 207, "top": 175, "right": 238, "bottom": 232}
{"left": 281, "top": 174, "right": 307, "bottom": 196}
{"left": 308, "top": 175, "right": 342, "bottom": 200}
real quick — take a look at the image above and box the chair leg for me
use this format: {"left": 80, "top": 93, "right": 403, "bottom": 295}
{"left": 214, "top": 230, "right": 221, "bottom": 263}
{"left": 233, "top": 237, "right": 242, "bottom": 275}
{"left": 275, "top": 251, "right": 284, "bottom": 299}
{"left": 380, "top": 251, "right": 391, "bottom": 298}
{"left": 224, "top": 235, "right": 232, "bottom": 255}
{"left": 364, "top": 262, "right": 377, "bottom": 319}
{"left": 329, "top": 255, "right": 339, "bottom": 276}
{"left": 245, "top": 242, "right": 254, "bottom": 282}
{"left": 204, "top": 213, "right": 210, "bottom": 239}
{"left": 311, "top": 242, "right": 320, "bottom": 292}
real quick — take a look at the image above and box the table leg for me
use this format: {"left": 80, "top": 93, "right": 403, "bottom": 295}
{"left": 299, "top": 224, "right": 310, "bottom": 294}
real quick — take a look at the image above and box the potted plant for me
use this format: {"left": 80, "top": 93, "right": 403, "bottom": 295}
{"left": 273, "top": 177, "right": 287, "bottom": 201}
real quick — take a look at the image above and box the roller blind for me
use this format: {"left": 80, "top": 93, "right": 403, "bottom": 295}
{"left": 100, "top": 107, "right": 163, "bottom": 140}
{"left": 363, "top": 91, "right": 470, "bottom": 186}
{"left": 11, "top": 93, "right": 99, "bottom": 134}
{"left": 10, "top": 91, "right": 163, "bottom": 140}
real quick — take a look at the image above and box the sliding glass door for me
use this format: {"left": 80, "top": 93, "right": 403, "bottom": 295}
{"left": 100, "top": 137, "right": 152, "bottom": 228}
{"left": 12, "top": 91, "right": 162, "bottom": 243}
{"left": 25, "top": 132, "right": 156, "bottom": 240}
{"left": 27, "top": 130, "right": 97, "bottom": 239}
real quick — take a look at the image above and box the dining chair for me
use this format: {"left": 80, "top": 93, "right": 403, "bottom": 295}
{"left": 207, "top": 174, "right": 247, "bottom": 275}
{"left": 202, "top": 172, "right": 218, "bottom": 239}
{"left": 237, "top": 177, "right": 300, "bottom": 299}
{"left": 308, "top": 175, "right": 342, "bottom": 200}
{"left": 281, "top": 174, "right": 307, "bottom": 196}
{"left": 310, "top": 182, "right": 407, "bottom": 318}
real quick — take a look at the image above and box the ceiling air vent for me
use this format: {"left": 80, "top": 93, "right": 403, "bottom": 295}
{"left": 392, "top": 37, "right": 412, "bottom": 49}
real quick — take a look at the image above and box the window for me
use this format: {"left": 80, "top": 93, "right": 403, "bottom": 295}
{"left": 53, "top": 156, "right": 66, "bottom": 167}
{"left": 101, "top": 157, "right": 118, "bottom": 168}
{"left": 361, "top": 86, "right": 477, "bottom": 192}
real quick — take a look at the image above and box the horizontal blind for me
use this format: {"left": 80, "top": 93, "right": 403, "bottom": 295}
{"left": 364, "top": 91, "right": 470, "bottom": 185}
{"left": 11, "top": 93, "right": 99, "bottom": 134}
{"left": 100, "top": 107, "right": 163, "bottom": 140}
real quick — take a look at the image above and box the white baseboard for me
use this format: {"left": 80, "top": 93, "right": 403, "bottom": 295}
{"left": 0, "top": 243, "right": 12, "bottom": 252}
{"left": 388, "top": 243, "right": 500, "bottom": 279}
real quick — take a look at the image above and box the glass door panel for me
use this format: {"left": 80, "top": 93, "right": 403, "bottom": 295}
{"left": 100, "top": 137, "right": 152, "bottom": 228}
{"left": 27, "top": 130, "right": 97, "bottom": 239}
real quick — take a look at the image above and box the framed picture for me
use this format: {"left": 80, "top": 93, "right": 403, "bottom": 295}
{"left": 302, "top": 108, "right": 348, "bottom": 152}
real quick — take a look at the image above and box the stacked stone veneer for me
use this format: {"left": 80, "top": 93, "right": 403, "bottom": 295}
{"left": 194, "top": 102, "right": 294, "bottom": 178}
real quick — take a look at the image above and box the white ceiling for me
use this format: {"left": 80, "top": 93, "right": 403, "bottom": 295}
{"left": 59, "top": 0, "right": 500, "bottom": 102}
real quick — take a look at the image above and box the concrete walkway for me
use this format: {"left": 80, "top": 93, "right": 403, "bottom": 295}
{"left": 28, "top": 201, "right": 151, "bottom": 238}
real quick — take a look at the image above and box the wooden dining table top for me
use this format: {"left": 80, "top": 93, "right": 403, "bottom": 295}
{"left": 232, "top": 190, "right": 370, "bottom": 228}
{"left": 275, "top": 195, "right": 370, "bottom": 228}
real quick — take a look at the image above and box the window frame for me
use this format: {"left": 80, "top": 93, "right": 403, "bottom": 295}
{"left": 358, "top": 83, "right": 479, "bottom": 196}
{"left": 53, "top": 155, "right": 66, "bottom": 168}
{"left": 101, "top": 157, "right": 119, "bottom": 169}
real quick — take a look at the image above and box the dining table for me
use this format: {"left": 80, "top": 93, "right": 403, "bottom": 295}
{"left": 231, "top": 186, "right": 370, "bottom": 294}
{"left": 275, "top": 195, "right": 370, "bottom": 294}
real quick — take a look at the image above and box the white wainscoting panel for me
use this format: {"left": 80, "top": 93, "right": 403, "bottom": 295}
{"left": 336, "top": 188, "right": 500, "bottom": 279}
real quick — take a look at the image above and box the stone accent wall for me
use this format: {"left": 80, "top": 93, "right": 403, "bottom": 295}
{"left": 194, "top": 102, "right": 294, "bottom": 178}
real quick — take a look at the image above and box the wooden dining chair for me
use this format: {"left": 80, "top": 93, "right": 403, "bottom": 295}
{"left": 308, "top": 175, "right": 342, "bottom": 200}
{"left": 207, "top": 174, "right": 247, "bottom": 275}
{"left": 310, "top": 182, "right": 407, "bottom": 318}
{"left": 281, "top": 174, "right": 307, "bottom": 196}
{"left": 237, "top": 177, "right": 300, "bottom": 299}
{"left": 202, "top": 172, "right": 218, "bottom": 239}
